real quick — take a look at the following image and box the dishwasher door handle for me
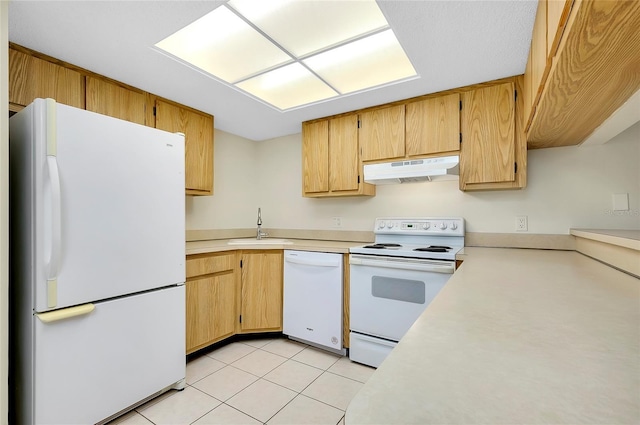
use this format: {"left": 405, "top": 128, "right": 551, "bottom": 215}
{"left": 285, "top": 256, "right": 341, "bottom": 268}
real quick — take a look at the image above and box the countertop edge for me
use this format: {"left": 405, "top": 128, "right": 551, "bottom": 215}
{"left": 570, "top": 228, "right": 640, "bottom": 250}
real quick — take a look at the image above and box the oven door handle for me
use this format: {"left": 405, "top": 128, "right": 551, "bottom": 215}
{"left": 350, "top": 255, "right": 455, "bottom": 274}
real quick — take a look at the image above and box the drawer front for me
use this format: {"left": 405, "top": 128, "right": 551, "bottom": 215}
{"left": 186, "top": 253, "right": 235, "bottom": 278}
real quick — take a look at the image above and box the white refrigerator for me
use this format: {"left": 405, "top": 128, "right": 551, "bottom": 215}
{"left": 9, "top": 99, "right": 186, "bottom": 424}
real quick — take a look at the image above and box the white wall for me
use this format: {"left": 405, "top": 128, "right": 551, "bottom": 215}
{"left": 186, "top": 129, "right": 261, "bottom": 229}
{"left": 187, "top": 122, "right": 640, "bottom": 234}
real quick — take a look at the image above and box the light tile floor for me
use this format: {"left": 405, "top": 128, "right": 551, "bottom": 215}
{"left": 109, "top": 337, "right": 374, "bottom": 425}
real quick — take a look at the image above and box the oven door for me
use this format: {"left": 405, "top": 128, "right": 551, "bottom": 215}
{"left": 349, "top": 254, "right": 454, "bottom": 341}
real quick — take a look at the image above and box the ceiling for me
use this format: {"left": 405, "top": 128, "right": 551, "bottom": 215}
{"left": 8, "top": 0, "right": 537, "bottom": 141}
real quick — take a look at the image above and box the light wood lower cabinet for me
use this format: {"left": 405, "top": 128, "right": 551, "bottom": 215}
{"left": 238, "top": 251, "right": 283, "bottom": 333}
{"left": 185, "top": 252, "right": 238, "bottom": 354}
{"left": 185, "top": 250, "right": 285, "bottom": 353}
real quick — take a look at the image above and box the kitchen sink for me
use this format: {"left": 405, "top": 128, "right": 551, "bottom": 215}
{"left": 227, "top": 238, "right": 293, "bottom": 245}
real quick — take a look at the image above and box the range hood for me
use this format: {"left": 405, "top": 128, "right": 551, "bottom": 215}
{"left": 364, "top": 155, "right": 459, "bottom": 185}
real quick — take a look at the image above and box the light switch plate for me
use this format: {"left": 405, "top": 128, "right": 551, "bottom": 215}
{"left": 612, "top": 193, "right": 629, "bottom": 211}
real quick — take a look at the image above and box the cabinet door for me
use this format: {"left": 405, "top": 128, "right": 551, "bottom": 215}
{"left": 547, "top": 0, "right": 572, "bottom": 59}
{"left": 9, "top": 48, "right": 85, "bottom": 110}
{"left": 525, "top": 0, "right": 549, "bottom": 128}
{"left": 405, "top": 93, "right": 460, "bottom": 156}
{"left": 86, "top": 76, "right": 146, "bottom": 125}
{"left": 460, "top": 82, "right": 515, "bottom": 188}
{"left": 329, "top": 115, "right": 359, "bottom": 192}
{"left": 302, "top": 120, "right": 329, "bottom": 194}
{"left": 155, "top": 99, "right": 214, "bottom": 195}
{"left": 186, "top": 272, "right": 236, "bottom": 354}
{"left": 240, "top": 251, "right": 283, "bottom": 333}
{"left": 359, "top": 105, "right": 405, "bottom": 161}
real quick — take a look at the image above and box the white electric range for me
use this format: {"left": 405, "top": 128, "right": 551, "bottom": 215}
{"left": 349, "top": 217, "right": 464, "bottom": 368}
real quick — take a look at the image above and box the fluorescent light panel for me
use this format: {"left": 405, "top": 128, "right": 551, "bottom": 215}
{"left": 228, "top": 0, "right": 389, "bottom": 57}
{"left": 155, "top": 6, "right": 291, "bottom": 83}
{"left": 304, "top": 29, "right": 417, "bottom": 94}
{"left": 155, "top": 1, "right": 417, "bottom": 110}
{"left": 237, "top": 63, "right": 338, "bottom": 110}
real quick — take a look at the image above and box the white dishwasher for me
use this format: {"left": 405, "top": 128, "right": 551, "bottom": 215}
{"left": 283, "top": 250, "right": 343, "bottom": 351}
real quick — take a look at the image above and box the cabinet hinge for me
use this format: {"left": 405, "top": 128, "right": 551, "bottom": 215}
{"left": 514, "top": 90, "right": 518, "bottom": 101}
{"left": 459, "top": 133, "right": 462, "bottom": 144}
{"left": 153, "top": 106, "right": 156, "bottom": 116}
{"left": 357, "top": 120, "right": 361, "bottom": 129}
{"left": 459, "top": 100, "right": 462, "bottom": 111}
{"left": 239, "top": 315, "right": 242, "bottom": 323}
{"left": 240, "top": 260, "right": 243, "bottom": 268}
{"left": 514, "top": 162, "right": 518, "bottom": 173}
{"left": 357, "top": 175, "right": 360, "bottom": 184}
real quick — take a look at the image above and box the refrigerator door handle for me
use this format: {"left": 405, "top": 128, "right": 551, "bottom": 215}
{"left": 46, "top": 155, "right": 62, "bottom": 281}
{"left": 36, "top": 303, "right": 95, "bottom": 323}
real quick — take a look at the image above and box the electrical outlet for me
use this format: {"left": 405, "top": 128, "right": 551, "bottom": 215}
{"left": 516, "top": 216, "right": 528, "bottom": 232}
{"left": 332, "top": 217, "right": 342, "bottom": 228}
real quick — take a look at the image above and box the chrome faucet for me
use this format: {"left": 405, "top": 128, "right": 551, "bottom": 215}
{"left": 256, "top": 207, "right": 268, "bottom": 239}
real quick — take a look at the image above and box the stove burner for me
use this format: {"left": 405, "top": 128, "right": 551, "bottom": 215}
{"left": 413, "top": 245, "right": 452, "bottom": 253}
{"left": 363, "top": 243, "right": 402, "bottom": 249}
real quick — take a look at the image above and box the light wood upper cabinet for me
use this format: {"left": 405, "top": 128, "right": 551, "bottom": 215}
{"left": 185, "top": 252, "right": 237, "bottom": 354}
{"left": 9, "top": 48, "right": 85, "bottom": 111}
{"left": 547, "top": 0, "right": 572, "bottom": 58}
{"left": 405, "top": 93, "right": 460, "bottom": 156}
{"left": 85, "top": 77, "right": 147, "bottom": 125}
{"left": 329, "top": 115, "right": 360, "bottom": 192}
{"left": 155, "top": 99, "right": 214, "bottom": 195}
{"left": 301, "top": 115, "right": 375, "bottom": 198}
{"left": 460, "top": 82, "right": 517, "bottom": 190}
{"left": 359, "top": 105, "right": 405, "bottom": 161}
{"left": 302, "top": 120, "right": 329, "bottom": 194}
{"left": 526, "top": 0, "right": 640, "bottom": 148}
{"left": 239, "top": 251, "right": 283, "bottom": 333}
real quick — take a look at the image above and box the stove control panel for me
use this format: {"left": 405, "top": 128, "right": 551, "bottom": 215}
{"left": 374, "top": 217, "right": 464, "bottom": 236}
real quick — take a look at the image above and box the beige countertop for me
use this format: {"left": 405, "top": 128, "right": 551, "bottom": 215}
{"left": 346, "top": 247, "right": 640, "bottom": 424}
{"left": 571, "top": 228, "right": 640, "bottom": 250}
{"left": 186, "top": 238, "right": 362, "bottom": 256}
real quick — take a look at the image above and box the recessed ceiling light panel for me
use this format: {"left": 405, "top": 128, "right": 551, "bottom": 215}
{"left": 236, "top": 63, "right": 338, "bottom": 110}
{"left": 154, "top": 2, "right": 418, "bottom": 111}
{"left": 228, "top": 0, "right": 389, "bottom": 57}
{"left": 303, "top": 29, "right": 417, "bottom": 94}
{"left": 155, "top": 6, "right": 292, "bottom": 83}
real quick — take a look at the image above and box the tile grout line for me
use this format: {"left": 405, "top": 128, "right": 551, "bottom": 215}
{"left": 182, "top": 340, "right": 356, "bottom": 424}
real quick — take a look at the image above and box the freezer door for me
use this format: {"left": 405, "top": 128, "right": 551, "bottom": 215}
{"left": 31, "top": 100, "right": 185, "bottom": 311}
{"left": 32, "top": 286, "right": 185, "bottom": 425}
